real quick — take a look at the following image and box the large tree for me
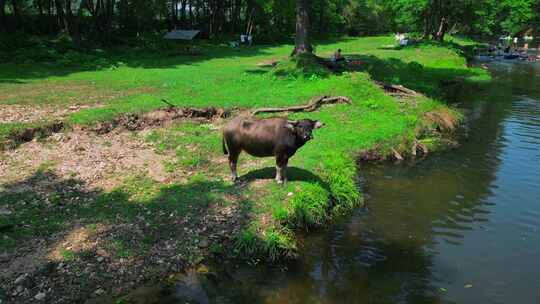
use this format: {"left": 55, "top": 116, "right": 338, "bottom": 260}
{"left": 292, "top": 0, "right": 312, "bottom": 55}
{"left": 0, "top": 0, "right": 5, "bottom": 32}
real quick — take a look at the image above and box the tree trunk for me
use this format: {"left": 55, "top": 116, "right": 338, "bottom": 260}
{"left": 231, "top": 0, "right": 240, "bottom": 33}
{"left": 188, "top": 0, "right": 193, "bottom": 28}
{"left": 0, "top": 0, "right": 6, "bottom": 32}
{"left": 318, "top": 4, "right": 324, "bottom": 35}
{"left": 11, "top": 0, "right": 22, "bottom": 29}
{"left": 180, "top": 0, "right": 187, "bottom": 28}
{"left": 434, "top": 16, "right": 448, "bottom": 42}
{"left": 67, "top": 0, "right": 83, "bottom": 42}
{"left": 170, "top": 0, "right": 177, "bottom": 30}
{"left": 292, "top": 0, "right": 312, "bottom": 55}
{"left": 54, "top": 0, "right": 67, "bottom": 32}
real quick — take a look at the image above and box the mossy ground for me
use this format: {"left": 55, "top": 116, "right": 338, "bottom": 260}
{"left": 0, "top": 36, "right": 488, "bottom": 291}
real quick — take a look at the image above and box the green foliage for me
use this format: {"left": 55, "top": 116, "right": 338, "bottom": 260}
{"left": 320, "top": 153, "right": 362, "bottom": 212}
{"left": 2, "top": 0, "right": 539, "bottom": 49}
{"left": 288, "top": 183, "right": 329, "bottom": 227}
{"left": 145, "top": 122, "right": 221, "bottom": 172}
{"left": 234, "top": 226, "right": 296, "bottom": 261}
{"left": 0, "top": 36, "right": 488, "bottom": 263}
{"left": 59, "top": 248, "right": 77, "bottom": 261}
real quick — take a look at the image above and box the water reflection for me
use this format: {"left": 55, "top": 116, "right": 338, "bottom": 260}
{"left": 164, "top": 61, "right": 540, "bottom": 304}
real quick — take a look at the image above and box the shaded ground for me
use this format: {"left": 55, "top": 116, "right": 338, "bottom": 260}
{"left": 0, "top": 119, "right": 267, "bottom": 303}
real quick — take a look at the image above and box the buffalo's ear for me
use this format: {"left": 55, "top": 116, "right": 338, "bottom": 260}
{"left": 285, "top": 120, "right": 298, "bottom": 131}
{"left": 314, "top": 120, "right": 325, "bottom": 129}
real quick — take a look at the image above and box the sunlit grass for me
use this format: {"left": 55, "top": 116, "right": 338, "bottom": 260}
{"left": 0, "top": 36, "right": 488, "bottom": 259}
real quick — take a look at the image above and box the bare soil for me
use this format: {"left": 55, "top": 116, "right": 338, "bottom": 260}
{"left": 0, "top": 115, "right": 250, "bottom": 304}
{"left": 0, "top": 104, "right": 104, "bottom": 124}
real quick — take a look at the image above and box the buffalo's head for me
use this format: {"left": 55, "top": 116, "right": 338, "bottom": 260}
{"left": 286, "top": 119, "right": 325, "bottom": 141}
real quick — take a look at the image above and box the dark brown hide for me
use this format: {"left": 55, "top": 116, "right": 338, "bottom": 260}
{"left": 222, "top": 117, "right": 323, "bottom": 183}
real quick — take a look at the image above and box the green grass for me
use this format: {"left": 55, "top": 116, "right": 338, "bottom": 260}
{"left": 0, "top": 35, "right": 489, "bottom": 260}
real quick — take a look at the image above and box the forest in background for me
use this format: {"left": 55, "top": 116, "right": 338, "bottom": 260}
{"left": 0, "top": 0, "right": 539, "bottom": 46}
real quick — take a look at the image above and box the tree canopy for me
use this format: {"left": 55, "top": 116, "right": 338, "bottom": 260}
{"left": 0, "top": 0, "right": 538, "bottom": 44}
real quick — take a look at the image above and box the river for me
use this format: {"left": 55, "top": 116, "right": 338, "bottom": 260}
{"left": 159, "top": 59, "right": 540, "bottom": 304}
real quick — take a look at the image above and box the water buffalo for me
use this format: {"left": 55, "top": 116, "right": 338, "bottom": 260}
{"left": 222, "top": 116, "right": 324, "bottom": 184}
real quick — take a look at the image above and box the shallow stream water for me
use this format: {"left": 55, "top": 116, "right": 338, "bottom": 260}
{"left": 159, "top": 59, "right": 540, "bottom": 304}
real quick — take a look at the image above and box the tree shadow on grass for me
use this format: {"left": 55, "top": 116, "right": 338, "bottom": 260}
{"left": 241, "top": 166, "right": 324, "bottom": 184}
{"left": 0, "top": 43, "right": 278, "bottom": 83}
{"left": 240, "top": 166, "right": 332, "bottom": 194}
{"left": 0, "top": 169, "right": 255, "bottom": 302}
{"left": 344, "top": 54, "right": 487, "bottom": 101}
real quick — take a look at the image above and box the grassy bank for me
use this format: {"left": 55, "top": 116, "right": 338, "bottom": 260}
{"left": 0, "top": 36, "right": 489, "bottom": 302}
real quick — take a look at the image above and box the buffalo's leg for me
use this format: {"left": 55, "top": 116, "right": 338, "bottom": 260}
{"left": 275, "top": 155, "right": 289, "bottom": 184}
{"left": 228, "top": 150, "right": 240, "bottom": 182}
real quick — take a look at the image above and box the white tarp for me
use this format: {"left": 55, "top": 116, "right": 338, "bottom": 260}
{"left": 163, "top": 30, "right": 200, "bottom": 40}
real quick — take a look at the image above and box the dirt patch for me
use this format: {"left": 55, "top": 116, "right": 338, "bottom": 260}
{"left": 2, "top": 106, "right": 230, "bottom": 150}
{"left": 0, "top": 104, "right": 105, "bottom": 124}
{"left": 2, "top": 121, "right": 65, "bottom": 149}
{"left": 0, "top": 119, "right": 251, "bottom": 303}
{"left": 87, "top": 107, "right": 229, "bottom": 135}
{"left": 0, "top": 203, "right": 246, "bottom": 303}
{"left": 0, "top": 129, "right": 172, "bottom": 191}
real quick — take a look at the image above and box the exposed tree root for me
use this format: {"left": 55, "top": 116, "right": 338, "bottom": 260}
{"left": 88, "top": 106, "right": 229, "bottom": 135}
{"left": 2, "top": 106, "right": 229, "bottom": 150}
{"left": 2, "top": 122, "right": 65, "bottom": 150}
{"left": 375, "top": 81, "right": 422, "bottom": 98}
{"left": 358, "top": 138, "right": 433, "bottom": 163}
{"left": 391, "top": 148, "right": 404, "bottom": 161}
{"left": 251, "top": 95, "right": 351, "bottom": 115}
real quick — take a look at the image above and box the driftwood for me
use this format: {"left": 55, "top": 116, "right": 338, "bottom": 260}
{"left": 251, "top": 95, "right": 351, "bottom": 115}
{"left": 160, "top": 99, "right": 177, "bottom": 108}
{"left": 391, "top": 148, "right": 404, "bottom": 161}
{"left": 411, "top": 139, "right": 429, "bottom": 157}
{"left": 376, "top": 81, "right": 421, "bottom": 97}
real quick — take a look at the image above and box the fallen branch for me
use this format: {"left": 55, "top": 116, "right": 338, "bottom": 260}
{"left": 160, "top": 99, "right": 177, "bottom": 109}
{"left": 375, "top": 81, "right": 421, "bottom": 97}
{"left": 391, "top": 148, "right": 404, "bottom": 161}
{"left": 251, "top": 95, "right": 351, "bottom": 115}
{"left": 412, "top": 139, "right": 429, "bottom": 157}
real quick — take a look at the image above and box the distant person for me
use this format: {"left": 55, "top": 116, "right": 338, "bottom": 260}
{"left": 395, "top": 32, "right": 407, "bottom": 46}
{"left": 332, "top": 49, "right": 345, "bottom": 62}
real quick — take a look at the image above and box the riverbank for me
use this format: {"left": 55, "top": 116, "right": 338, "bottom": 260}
{"left": 0, "top": 36, "right": 489, "bottom": 303}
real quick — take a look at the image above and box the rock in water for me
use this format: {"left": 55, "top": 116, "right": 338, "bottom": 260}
{"left": 0, "top": 207, "right": 11, "bottom": 216}
{"left": 34, "top": 292, "right": 46, "bottom": 300}
{"left": 14, "top": 274, "right": 27, "bottom": 285}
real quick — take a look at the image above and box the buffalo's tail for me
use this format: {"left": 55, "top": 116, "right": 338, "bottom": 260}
{"left": 222, "top": 136, "right": 229, "bottom": 155}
